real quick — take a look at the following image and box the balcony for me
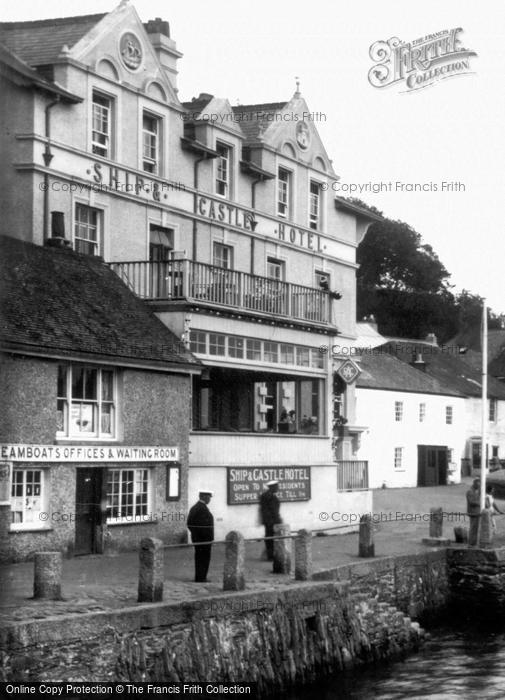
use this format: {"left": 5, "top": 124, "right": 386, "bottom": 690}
{"left": 109, "top": 260, "right": 331, "bottom": 325}
{"left": 336, "top": 460, "right": 369, "bottom": 491}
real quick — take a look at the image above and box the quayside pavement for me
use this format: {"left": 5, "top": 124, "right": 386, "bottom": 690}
{"left": 1, "top": 480, "right": 503, "bottom": 626}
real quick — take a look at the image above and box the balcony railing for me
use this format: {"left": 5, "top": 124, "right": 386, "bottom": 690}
{"left": 109, "top": 259, "right": 331, "bottom": 324}
{"left": 336, "top": 460, "right": 369, "bottom": 491}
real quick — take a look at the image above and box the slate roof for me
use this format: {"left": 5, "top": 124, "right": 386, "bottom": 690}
{"left": 380, "top": 340, "right": 505, "bottom": 400}
{"left": 0, "top": 14, "right": 106, "bottom": 67}
{"left": 356, "top": 351, "right": 463, "bottom": 397}
{"left": 232, "top": 102, "right": 288, "bottom": 143}
{"left": 0, "top": 236, "right": 200, "bottom": 371}
{"left": 0, "top": 42, "right": 81, "bottom": 102}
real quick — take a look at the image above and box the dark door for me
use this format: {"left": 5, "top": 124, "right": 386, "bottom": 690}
{"left": 75, "top": 467, "right": 103, "bottom": 556}
{"left": 417, "top": 446, "right": 448, "bottom": 487}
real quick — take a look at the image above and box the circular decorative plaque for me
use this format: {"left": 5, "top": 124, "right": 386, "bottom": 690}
{"left": 296, "top": 121, "right": 310, "bottom": 150}
{"left": 119, "top": 32, "right": 143, "bottom": 71}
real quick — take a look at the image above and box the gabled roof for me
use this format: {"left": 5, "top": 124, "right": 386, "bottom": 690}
{"left": 0, "top": 236, "right": 200, "bottom": 372}
{"left": 232, "top": 102, "right": 288, "bottom": 143}
{"left": 381, "top": 340, "right": 505, "bottom": 400}
{"left": 0, "top": 14, "right": 106, "bottom": 67}
{"left": 0, "top": 42, "right": 81, "bottom": 102}
{"left": 356, "top": 351, "right": 463, "bottom": 397}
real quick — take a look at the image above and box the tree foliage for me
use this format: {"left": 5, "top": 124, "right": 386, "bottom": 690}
{"left": 352, "top": 198, "right": 499, "bottom": 342}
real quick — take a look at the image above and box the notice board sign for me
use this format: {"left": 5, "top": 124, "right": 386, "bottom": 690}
{"left": 227, "top": 466, "right": 311, "bottom": 505}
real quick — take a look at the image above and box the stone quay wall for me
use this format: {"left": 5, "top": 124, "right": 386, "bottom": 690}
{"left": 4, "top": 547, "right": 504, "bottom": 689}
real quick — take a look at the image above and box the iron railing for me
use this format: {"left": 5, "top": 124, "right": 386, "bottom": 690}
{"left": 108, "top": 259, "right": 330, "bottom": 324}
{"left": 336, "top": 460, "right": 369, "bottom": 491}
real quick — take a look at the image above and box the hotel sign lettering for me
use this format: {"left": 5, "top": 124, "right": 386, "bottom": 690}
{"left": 227, "top": 466, "right": 311, "bottom": 505}
{"left": 196, "top": 195, "right": 326, "bottom": 253}
{"left": 0, "top": 445, "right": 179, "bottom": 462}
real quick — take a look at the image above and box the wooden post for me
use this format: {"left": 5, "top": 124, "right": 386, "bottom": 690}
{"left": 358, "top": 514, "right": 374, "bottom": 558}
{"left": 138, "top": 537, "right": 164, "bottom": 602}
{"left": 294, "top": 529, "right": 313, "bottom": 580}
{"left": 223, "top": 531, "right": 245, "bottom": 591}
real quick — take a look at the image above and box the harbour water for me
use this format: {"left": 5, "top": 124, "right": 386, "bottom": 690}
{"left": 287, "top": 622, "right": 505, "bottom": 700}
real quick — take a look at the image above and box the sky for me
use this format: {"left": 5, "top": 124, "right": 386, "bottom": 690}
{"left": 3, "top": 0, "right": 505, "bottom": 314}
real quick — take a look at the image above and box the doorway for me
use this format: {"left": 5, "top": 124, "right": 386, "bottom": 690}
{"left": 75, "top": 467, "right": 104, "bottom": 555}
{"left": 417, "top": 445, "right": 448, "bottom": 486}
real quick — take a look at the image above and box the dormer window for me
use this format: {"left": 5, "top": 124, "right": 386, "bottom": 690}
{"left": 216, "top": 143, "right": 230, "bottom": 197}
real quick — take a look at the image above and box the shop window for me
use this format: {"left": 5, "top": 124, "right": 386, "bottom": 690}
{"left": 246, "top": 339, "right": 262, "bottom": 361}
{"left": 190, "top": 330, "right": 207, "bottom": 354}
{"left": 277, "top": 168, "right": 291, "bottom": 217}
{"left": 264, "top": 342, "right": 279, "bottom": 363}
{"left": 57, "top": 365, "right": 116, "bottom": 439}
{"left": 107, "top": 468, "right": 150, "bottom": 523}
{"left": 228, "top": 336, "right": 245, "bottom": 358}
{"left": 74, "top": 203, "right": 102, "bottom": 256}
{"left": 11, "top": 469, "right": 45, "bottom": 530}
{"left": 143, "top": 112, "right": 161, "bottom": 174}
{"left": 215, "top": 142, "right": 231, "bottom": 197}
{"left": 208, "top": 333, "right": 225, "bottom": 356}
{"left": 280, "top": 344, "right": 295, "bottom": 365}
{"left": 92, "top": 91, "right": 113, "bottom": 158}
{"left": 192, "top": 369, "right": 324, "bottom": 435}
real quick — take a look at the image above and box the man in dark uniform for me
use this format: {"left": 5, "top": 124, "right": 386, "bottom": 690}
{"left": 466, "top": 478, "right": 481, "bottom": 546}
{"left": 259, "top": 480, "right": 282, "bottom": 561}
{"left": 187, "top": 490, "right": 214, "bottom": 582}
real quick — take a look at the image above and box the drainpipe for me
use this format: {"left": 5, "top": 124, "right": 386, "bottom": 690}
{"left": 43, "top": 96, "right": 60, "bottom": 241}
{"left": 193, "top": 156, "right": 207, "bottom": 261}
{"left": 250, "top": 177, "right": 262, "bottom": 275}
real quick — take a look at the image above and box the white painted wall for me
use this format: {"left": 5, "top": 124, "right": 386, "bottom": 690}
{"left": 464, "top": 397, "right": 505, "bottom": 462}
{"left": 356, "top": 388, "right": 467, "bottom": 489}
{"left": 188, "top": 465, "right": 372, "bottom": 541}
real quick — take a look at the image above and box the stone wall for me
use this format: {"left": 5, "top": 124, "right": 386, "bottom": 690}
{"left": 447, "top": 546, "right": 505, "bottom": 618}
{"left": 313, "top": 550, "right": 449, "bottom": 623}
{"left": 1, "top": 582, "right": 422, "bottom": 691}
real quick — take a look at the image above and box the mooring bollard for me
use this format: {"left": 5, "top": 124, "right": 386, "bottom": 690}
{"left": 454, "top": 526, "right": 468, "bottom": 544}
{"left": 273, "top": 523, "right": 291, "bottom": 574}
{"left": 422, "top": 507, "right": 451, "bottom": 547}
{"left": 223, "top": 530, "right": 245, "bottom": 591}
{"left": 138, "top": 537, "right": 164, "bottom": 602}
{"left": 295, "top": 529, "right": 313, "bottom": 580}
{"left": 479, "top": 509, "right": 493, "bottom": 549}
{"left": 33, "top": 551, "right": 63, "bottom": 600}
{"left": 358, "top": 514, "right": 375, "bottom": 558}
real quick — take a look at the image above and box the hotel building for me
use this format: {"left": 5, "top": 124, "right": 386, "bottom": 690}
{"left": 0, "top": 2, "right": 380, "bottom": 544}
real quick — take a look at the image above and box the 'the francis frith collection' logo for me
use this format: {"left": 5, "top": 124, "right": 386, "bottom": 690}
{"left": 119, "top": 32, "right": 143, "bottom": 70}
{"left": 368, "top": 28, "right": 477, "bottom": 92}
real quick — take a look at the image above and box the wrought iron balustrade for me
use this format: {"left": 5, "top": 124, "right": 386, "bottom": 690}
{"left": 108, "top": 259, "right": 330, "bottom": 324}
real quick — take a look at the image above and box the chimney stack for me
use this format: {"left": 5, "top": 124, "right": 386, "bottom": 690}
{"left": 45, "top": 211, "right": 71, "bottom": 248}
{"left": 145, "top": 17, "right": 182, "bottom": 92}
{"left": 410, "top": 352, "right": 427, "bottom": 372}
{"left": 425, "top": 333, "right": 438, "bottom": 346}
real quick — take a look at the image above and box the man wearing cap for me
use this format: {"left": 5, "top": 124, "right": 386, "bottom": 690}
{"left": 259, "top": 481, "right": 282, "bottom": 561}
{"left": 187, "top": 490, "right": 214, "bottom": 582}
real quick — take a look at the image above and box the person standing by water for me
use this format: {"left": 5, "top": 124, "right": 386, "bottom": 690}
{"left": 259, "top": 480, "right": 282, "bottom": 561}
{"left": 466, "top": 478, "right": 481, "bottom": 546}
{"left": 485, "top": 483, "right": 504, "bottom": 534}
{"left": 187, "top": 490, "right": 214, "bottom": 582}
